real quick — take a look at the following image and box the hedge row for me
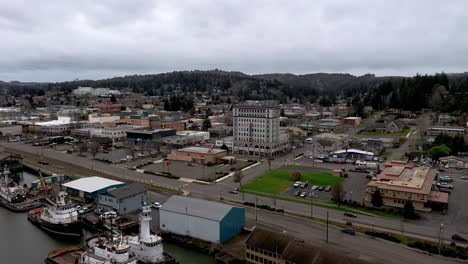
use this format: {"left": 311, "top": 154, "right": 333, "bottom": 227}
{"left": 365, "top": 231, "right": 401, "bottom": 243}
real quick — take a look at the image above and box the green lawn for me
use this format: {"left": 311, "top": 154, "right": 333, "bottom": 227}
{"left": 381, "top": 151, "right": 392, "bottom": 158}
{"left": 359, "top": 129, "right": 410, "bottom": 137}
{"left": 241, "top": 170, "right": 343, "bottom": 194}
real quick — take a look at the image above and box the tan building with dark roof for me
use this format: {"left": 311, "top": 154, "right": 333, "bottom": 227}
{"left": 245, "top": 228, "right": 369, "bottom": 264}
{"left": 365, "top": 161, "right": 448, "bottom": 211}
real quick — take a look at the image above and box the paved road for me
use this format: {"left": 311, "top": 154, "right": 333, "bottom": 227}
{"left": 247, "top": 207, "right": 457, "bottom": 264}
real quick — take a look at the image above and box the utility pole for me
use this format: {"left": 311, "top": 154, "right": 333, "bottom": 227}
{"left": 255, "top": 195, "right": 258, "bottom": 222}
{"left": 438, "top": 223, "right": 444, "bottom": 255}
{"left": 326, "top": 211, "right": 329, "bottom": 243}
{"left": 310, "top": 191, "right": 313, "bottom": 218}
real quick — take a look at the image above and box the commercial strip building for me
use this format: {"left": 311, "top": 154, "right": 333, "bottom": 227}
{"left": 162, "top": 131, "right": 210, "bottom": 146}
{"left": 233, "top": 100, "right": 290, "bottom": 156}
{"left": 98, "top": 183, "right": 147, "bottom": 214}
{"left": 26, "top": 117, "right": 104, "bottom": 135}
{"left": 167, "top": 146, "right": 228, "bottom": 164}
{"left": 62, "top": 176, "right": 126, "bottom": 201}
{"left": 365, "top": 161, "right": 448, "bottom": 211}
{"left": 88, "top": 113, "right": 121, "bottom": 123}
{"left": 439, "top": 156, "right": 468, "bottom": 169}
{"left": 126, "top": 128, "right": 176, "bottom": 143}
{"left": 427, "top": 126, "right": 466, "bottom": 136}
{"left": 159, "top": 196, "right": 245, "bottom": 244}
{"left": 72, "top": 86, "right": 121, "bottom": 96}
{"left": 343, "top": 116, "right": 362, "bottom": 127}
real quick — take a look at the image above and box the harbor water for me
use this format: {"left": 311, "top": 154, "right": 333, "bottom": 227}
{"left": 0, "top": 171, "right": 215, "bottom": 264}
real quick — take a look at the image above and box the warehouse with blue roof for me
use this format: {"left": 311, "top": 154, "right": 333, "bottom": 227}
{"left": 159, "top": 195, "right": 245, "bottom": 244}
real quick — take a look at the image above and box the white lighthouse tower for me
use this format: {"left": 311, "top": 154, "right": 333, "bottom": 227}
{"left": 128, "top": 203, "right": 165, "bottom": 263}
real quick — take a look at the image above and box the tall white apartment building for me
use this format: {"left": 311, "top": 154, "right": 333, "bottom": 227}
{"left": 233, "top": 101, "right": 289, "bottom": 156}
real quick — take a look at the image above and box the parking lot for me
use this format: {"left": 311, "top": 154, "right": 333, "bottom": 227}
{"left": 423, "top": 168, "right": 468, "bottom": 234}
{"left": 281, "top": 165, "right": 370, "bottom": 202}
{"left": 141, "top": 159, "right": 252, "bottom": 181}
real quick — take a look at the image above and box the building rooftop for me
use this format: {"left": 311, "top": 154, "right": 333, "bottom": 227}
{"left": 235, "top": 100, "right": 279, "bottom": 108}
{"left": 177, "top": 146, "right": 227, "bottom": 155}
{"left": 367, "top": 162, "right": 437, "bottom": 195}
{"left": 246, "top": 228, "right": 370, "bottom": 264}
{"left": 105, "top": 183, "right": 147, "bottom": 200}
{"left": 333, "top": 149, "right": 374, "bottom": 156}
{"left": 161, "top": 195, "right": 237, "bottom": 221}
{"left": 62, "top": 176, "right": 124, "bottom": 193}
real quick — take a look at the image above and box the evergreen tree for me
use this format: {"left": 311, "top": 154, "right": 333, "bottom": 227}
{"left": 371, "top": 189, "right": 383, "bottom": 207}
{"left": 202, "top": 118, "right": 212, "bottom": 131}
{"left": 403, "top": 201, "right": 417, "bottom": 219}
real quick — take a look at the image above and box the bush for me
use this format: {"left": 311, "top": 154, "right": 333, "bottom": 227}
{"left": 276, "top": 209, "right": 284, "bottom": 213}
{"left": 206, "top": 162, "right": 215, "bottom": 167}
{"left": 365, "top": 231, "right": 401, "bottom": 243}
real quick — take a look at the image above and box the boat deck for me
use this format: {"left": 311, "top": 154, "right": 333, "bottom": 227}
{"left": 46, "top": 246, "right": 83, "bottom": 264}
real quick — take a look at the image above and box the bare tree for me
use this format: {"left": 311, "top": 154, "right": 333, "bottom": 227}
{"left": 233, "top": 169, "right": 244, "bottom": 189}
{"left": 88, "top": 142, "right": 99, "bottom": 159}
{"left": 290, "top": 171, "right": 302, "bottom": 181}
{"left": 331, "top": 183, "right": 346, "bottom": 206}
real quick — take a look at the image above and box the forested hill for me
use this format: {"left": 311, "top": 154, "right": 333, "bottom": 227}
{"left": 1, "top": 70, "right": 468, "bottom": 111}
{"left": 1, "top": 70, "right": 396, "bottom": 102}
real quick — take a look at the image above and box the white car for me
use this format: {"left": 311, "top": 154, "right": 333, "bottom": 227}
{"left": 311, "top": 185, "right": 319, "bottom": 190}
{"left": 293, "top": 181, "right": 302, "bottom": 188}
{"left": 126, "top": 155, "right": 133, "bottom": 160}
{"left": 152, "top": 202, "right": 161, "bottom": 209}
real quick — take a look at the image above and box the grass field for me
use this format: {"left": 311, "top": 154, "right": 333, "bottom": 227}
{"left": 358, "top": 129, "right": 410, "bottom": 137}
{"left": 381, "top": 151, "right": 392, "bottom": 158}
{"left": 241, "top": 170, "right": 343, "bottom": 194}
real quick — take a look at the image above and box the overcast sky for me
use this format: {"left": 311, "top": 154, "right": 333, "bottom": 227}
{"left": 1, "top": 0, "right": 467, "bottom": 82}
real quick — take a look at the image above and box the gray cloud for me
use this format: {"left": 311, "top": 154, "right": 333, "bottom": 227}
{"left": 0, "top": 0, "right": 467, "bottom": 81}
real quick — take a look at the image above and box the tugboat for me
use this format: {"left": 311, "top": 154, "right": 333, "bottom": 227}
{"left": 80, "top": 234, "right": 138, "bottom": 264}
{"left": 0, "top": 166, "right": 41, "bottom": 212}
{"left": 28, "top": 190, "right": 82, "bottom": 237}
{"left": 128, "top": 204, "right": 177, "bottom": 263}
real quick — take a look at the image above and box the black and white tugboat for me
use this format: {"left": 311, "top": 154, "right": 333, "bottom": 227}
{"left": 128, "top": 204, "right": 177, "bottom": 264}
{"left": 80, "top": 234, "right": 138, "bottom": 264}
{"left": 0, "top": 166, "right": 41, "bottom": 212}
{"left": 28, "top": 190, "right": 82, "bottom": 237}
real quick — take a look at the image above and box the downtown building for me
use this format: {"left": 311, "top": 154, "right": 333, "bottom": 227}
{"left": 233, "top": 101, "right": 289, "bottom": 156}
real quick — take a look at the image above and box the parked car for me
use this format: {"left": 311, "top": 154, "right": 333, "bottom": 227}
{"left": 461, "top": 176, "right": 468, "bottom": 180}
{"left": 120, "top": 157, "right": 127, "bottom": 162}
{"left": 324, "top": 186, "right": 332, "bottom": 192}
{"left": 341, "top": 228, "right": 356, "bottom": 236}
{"left": 293, "top": 181, "right": 302, "bottom": 188}
{"left": 94, "top": 208, "right": 103, "bottom": 215}
{"left": 152, "top": 202, "right": 162, "bottom": 209}
{"left": 452, "top": 234, "right": 468, "bottom": 242}
{"left": 294, "top": 190, "right": 301, "bottom": 196}
{"left": 126, "top": 155, "right": 133, "bottom": 160}
{"left": 439, "top": 176, "right": 453, "bottom": 182}
{"left": 318, "top": 186, "right": 324, "bottom": 191}
{"left": 344, "top": 212, "right": 357, "bottom": 218}
{"left": 186, "top": 162, "right": 195, "bottom": 167}
{"left": 437, "top": 182, "right": 453, "bottom": 189}
{"left": 228, "top": 189, "right": 238, "bottom": 194}
{"left": 300, "top": 182, "right": 308, "bottom": 189}
{"left": 311, "top": 185, "right": 319, "bottom": 191}
{"left": 299, "top": 192, "right": 307, "bottom": 198}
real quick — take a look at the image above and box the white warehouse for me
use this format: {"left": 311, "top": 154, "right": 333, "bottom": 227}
{"left": 159, "top": 196, "right": 245, "bottom": 244}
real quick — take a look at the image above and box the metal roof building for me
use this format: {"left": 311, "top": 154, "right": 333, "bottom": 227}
{"left": 62, "top": 176, "right": 126, "bottom": 200}
{"left": 159, "top": 196, "right": 245, "bottom": 244}
{"left": 98, "top": 183, "right": 147, "bottom": 214}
